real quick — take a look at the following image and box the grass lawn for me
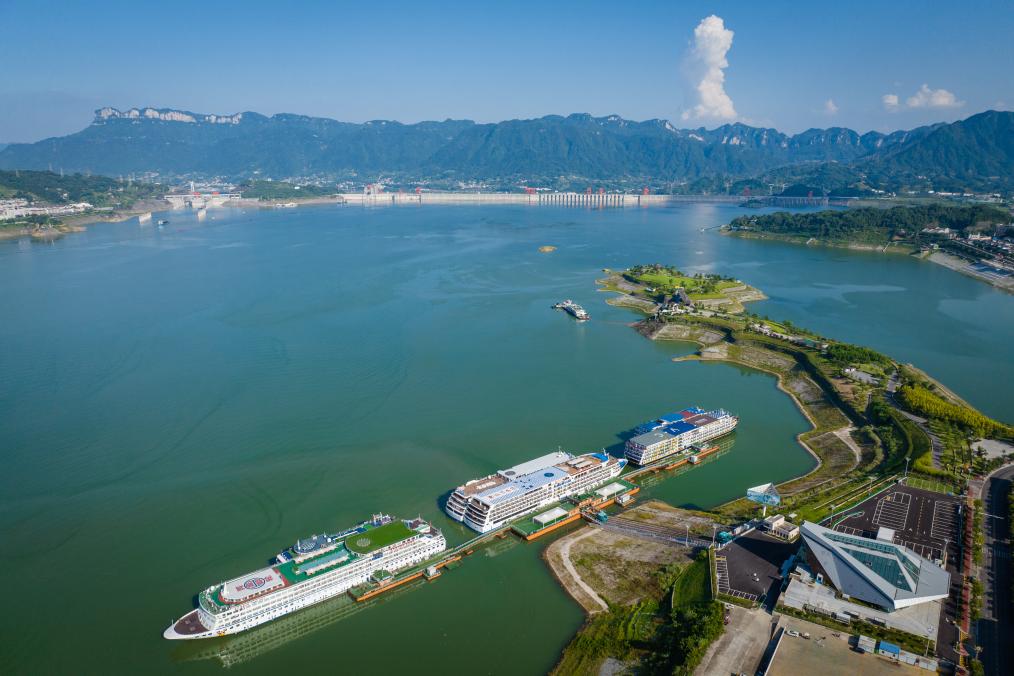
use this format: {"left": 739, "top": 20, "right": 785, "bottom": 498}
{"left": 670, "top": 555, "right": 711, "bottom": 607}
{"left": 628, "top": 270, "right": 738, "bottom": 297}
{"left": 345, "top": 521, "right": 414, "bottom": 554}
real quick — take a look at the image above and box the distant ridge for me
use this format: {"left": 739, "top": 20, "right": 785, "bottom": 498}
{"left": 0, "top": 107, "right": 1010, "bottom": 192}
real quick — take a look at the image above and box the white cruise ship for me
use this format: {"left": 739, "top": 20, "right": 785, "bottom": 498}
{"left": 624, "top": 406, "right": 738, "bottom": 465}
{"left": 446, "top": 451, "right": 627, "bottom": 533}
{"left": 164, "top": 514, "right": 446, "bottom": 640}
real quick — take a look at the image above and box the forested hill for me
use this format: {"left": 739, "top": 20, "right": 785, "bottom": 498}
{"left": 0, "top": 107, "right": 1012, "bottom": 193}
{"left": 0, "top": 169, "right": 161, "bottom": 207}
{"left": 727, "top": 204, "right": 1011, "bottom": 245}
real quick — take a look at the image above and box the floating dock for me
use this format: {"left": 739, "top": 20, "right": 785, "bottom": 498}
{"left": 349, "top": 555, "right": 462, "bottom": 602}
{"left": 625, "top": 443, "right": 721, "bottom": 477}
{"left": 510, "top": 479, "right": 640, "bottom": 540}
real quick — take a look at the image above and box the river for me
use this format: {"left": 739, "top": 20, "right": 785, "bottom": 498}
{"left": 0, "top": 203, "right": 1010, "bottom": 674}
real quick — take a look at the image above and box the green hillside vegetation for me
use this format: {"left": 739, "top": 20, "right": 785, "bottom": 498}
{"left": 237, "top": 180, "right": 334, "bottom": 200}
{"left": 3, "top": 107, "right": 1012, "bottom": 193}
{"left": 553, "top": 552, "right": 722, "bottom": 676}
{"left": 0, "top": 169, "right": 160, "bottom": 208}
{"left": 824, "top": 342, "right": 891, "bottom": 368}
{"left": 623, "top": 264, "right": 738, "bottom": 300}
{"left": 866, "top": 110, "right": 1014, "bottom": 191}
{"left": 897, "top": 384, "right": 1012, "bottom": 439}
{"left": 728, "top": 204, "right": 1009, "bottom": 245}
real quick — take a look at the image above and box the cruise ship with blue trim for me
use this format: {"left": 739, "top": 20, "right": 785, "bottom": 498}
{"left": 446, "top": 451, "right": 627, "bottom": 533}
{"left": 624, "top": 406, "right": 738, "bottom": 465}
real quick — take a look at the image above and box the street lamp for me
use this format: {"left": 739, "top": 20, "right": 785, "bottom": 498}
{"left": 712, "top": 524, "right": 717, "bottom": 548}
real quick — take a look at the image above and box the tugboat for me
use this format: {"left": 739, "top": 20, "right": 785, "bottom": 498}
{"left": 552, "top": 300, "right": 590, "bottom": 321}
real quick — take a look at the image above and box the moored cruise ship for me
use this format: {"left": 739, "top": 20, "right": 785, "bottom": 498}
{"left": 624, "top": 407, "right": 738, "bottom": 466}
{"left": 552, "top": 300, "right": 590, "bottom": 320}
{"left": 446, "top": 451, "right": 626, "bottom": 533}
{"left": 164, "top": 514, "right": 446, "bottom": 640}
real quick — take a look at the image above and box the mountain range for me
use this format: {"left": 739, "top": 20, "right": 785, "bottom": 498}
{"left": 1, "top": 107, "right": 1011, "bottom": 193}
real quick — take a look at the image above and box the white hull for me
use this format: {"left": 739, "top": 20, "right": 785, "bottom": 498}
{"left": 454, "top": 456, "right": 625, "bottom": 533}
{"left": 625, "top": 414, "right": 737, "bottom": 466}
{"left": 166, "top": 528, "right": 445, "bottom": 640}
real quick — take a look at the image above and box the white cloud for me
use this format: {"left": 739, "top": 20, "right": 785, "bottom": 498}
{"left": 883, "top": 85, "right": 963, "bottom": 112}
{"left": 824, "top": 99, "right": 839, "bottom": 115}
{"left": 906, "top": 84, "right": 963, "bottom": 109}
{"left": 681, "top": 15, "right": 737, "bottom": 122}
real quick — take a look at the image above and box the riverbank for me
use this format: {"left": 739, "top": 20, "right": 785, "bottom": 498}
{"left": 722, "top": 228, "right": 916, "bottom": 254}
{"left": 645, "top": 319, "right": 861, "bottom": 506}
{"left": 545, "top": 502, "right": 721, "bottom": 675}
{"left": 0, "top": 198, "right": 170, "bottom": 242}
{"left": 723, "top": 228, "right": 1014, "bottom": 293}
{"left": 926, "top": 250, "right": 1014, "bottom": 292}
{"left": 599, "top": 270, "right": 926, "bottom": 523}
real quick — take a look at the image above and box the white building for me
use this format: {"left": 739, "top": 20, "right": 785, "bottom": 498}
{"left": 799, "top": 521, "right": 951, "bottom": 611}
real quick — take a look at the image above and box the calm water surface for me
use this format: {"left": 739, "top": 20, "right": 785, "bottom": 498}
{"left": 0, "top": 204, "right": 1010, "bottom": 673}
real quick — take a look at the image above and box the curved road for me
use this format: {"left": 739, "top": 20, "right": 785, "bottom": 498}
{"left": 557, "top": 528, "right": 608, "bottom": 613}
{"left": 976, "top": 465, "right": 1014, "bottom": 676}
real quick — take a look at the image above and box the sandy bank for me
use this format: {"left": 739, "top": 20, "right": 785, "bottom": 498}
{"left": 927, "top": 251, "right": 1014, "bottom": 292}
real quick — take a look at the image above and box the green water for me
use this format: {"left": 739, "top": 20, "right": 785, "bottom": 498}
{"left": 0, "top": 204, "right": 1010, "bottom": 674}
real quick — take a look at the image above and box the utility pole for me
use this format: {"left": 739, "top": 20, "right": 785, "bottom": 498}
{"left": 904, "top": 455, "right": 910, "bottom": 480}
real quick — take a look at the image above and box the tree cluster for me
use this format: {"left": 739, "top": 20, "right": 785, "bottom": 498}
{"left": 729, "top": 204, "right": 1010, "bottom": 245}
{"left": 824, "top": 342, "right": 891, "bottom": 367}
{"left": 897, "top": 384, "right": 1012, "bottom": 439}
{"left": 0, "top": 169, "right": 161, "bottom": 207}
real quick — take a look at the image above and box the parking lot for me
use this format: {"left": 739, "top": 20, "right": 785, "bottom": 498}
{"left": 718, "top": 530, "right": 798, "bottom": 606}
{"left": 831, "top": 483, "right": 963, "bottom": 665}
{"left": 768, "top": 615, "right": 927, "bottom": 676}
{"left": 832, "top": 484, "right": 961, "bottom": 564}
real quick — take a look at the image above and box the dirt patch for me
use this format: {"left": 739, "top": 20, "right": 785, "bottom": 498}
{"left": 732, "top": 343, "right": 796, "bottom": 372}
{"left": 781, "top": 431, "right": 858, "bottom": 495}
{"left": 606, "top": 294, "right": 657, "bottom": 313}
{"left": 650, "top": 322, "right": 724, "bottom": 344}
{"left": 569, "top": 530, "right": 678, "bottom": 606}
{"left": 724, "top": 284, "right": 769, "bottom": 304}
{"left": 545, "top": 501, "right": 705, "bottom": 609}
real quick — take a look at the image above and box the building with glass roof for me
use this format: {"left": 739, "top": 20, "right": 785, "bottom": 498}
{"left": 799, "top": 521, "right": 951, "bottom": 611}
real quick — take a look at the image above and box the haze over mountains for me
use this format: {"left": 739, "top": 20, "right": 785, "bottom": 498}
{"left": 0, "top": 107, "right": 1011, "bottom": 193}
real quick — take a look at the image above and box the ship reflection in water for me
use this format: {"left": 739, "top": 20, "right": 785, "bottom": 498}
{"left": 629, "top": 435, "right": 735, "bottom": 490}
{"left": 170, "top": 576, "right": 431, "bottom": 669}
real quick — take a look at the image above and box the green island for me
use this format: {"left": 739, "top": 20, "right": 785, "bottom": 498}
{"left": 599, "top": 264, "right": 767, "bottom": 315}
{"left": 544, "top": 265, "right": 1013, "bottom": 675}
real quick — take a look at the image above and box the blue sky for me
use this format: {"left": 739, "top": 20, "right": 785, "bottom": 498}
{"left": 1, "top": 0, "right": 1012, "bottom": 141}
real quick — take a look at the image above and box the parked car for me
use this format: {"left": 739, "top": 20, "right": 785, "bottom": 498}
{"left": 786, "top": 629, "right": 800, "bottom": 637}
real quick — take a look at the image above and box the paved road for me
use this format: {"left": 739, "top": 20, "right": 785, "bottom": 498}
{"left": 976, "top": 466, "right": 1014, "bottom": 676}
